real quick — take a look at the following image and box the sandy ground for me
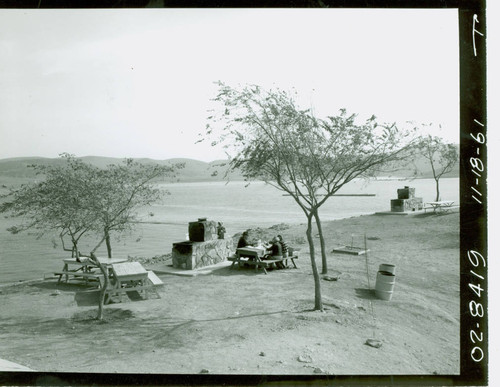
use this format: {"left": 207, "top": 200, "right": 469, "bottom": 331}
{"left": 0, "top": 211, "right": 459, "bottom": 381}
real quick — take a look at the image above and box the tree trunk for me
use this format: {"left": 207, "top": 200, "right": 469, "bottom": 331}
{"left": 87, "top": 236, "right": 110, "bottom": 320}
{"left": 306, "top": 213, "right": 323, "bottom": 311}
{"left": 90, "top": 253, "right": 109, "bottom": 320}
{"left": 313, "top": 210, "right": 328, "bottom": 274}
{"left": 429, "top": 153, "right": 440, "bottom": 202}
{"left": 435, "top": 178, "right": 440, "bottom": 202}
{"left": 72, "top": 240, "right": 81, "bottom": 261}
{"left": 105, "top": 230, "right": 112, "bottom": 258}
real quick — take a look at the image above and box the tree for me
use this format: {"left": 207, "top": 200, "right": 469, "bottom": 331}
{"left": 204, "top": 82, "right": 419, "bottom": 310}
{"left": 418, "top": 134, "right": 458, "bottom": 201}
{"left": 1, "top": 154, "right": 101, "bottom": 257}
{"left": 1, "top": 154, "right": 183, "bottom": 319}
{"left": 85, "top": 158, "right": 182, "bottom": 260}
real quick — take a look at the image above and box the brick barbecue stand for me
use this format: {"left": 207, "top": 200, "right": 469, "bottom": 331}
{"left": 172, "top": 218, "right": 234, "bottom": 270}
{"left": 390, "top": 186, "right": 423, "bottom": 212}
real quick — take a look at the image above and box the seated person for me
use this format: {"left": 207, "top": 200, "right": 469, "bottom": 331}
{"left": 263, "top": 236, "right": 285, "bottom": 269}
{"left": 277, "top": 234, "right": 288, "bottom": 257}
{"left": 264, "top": 236, "right": 283, "bottom": 259}
{"left": 276, "top": 235, "right": 288, "bottom": 269}
{"left": 237, "top": 231, "right": 254, "bottom": 260}
{"left": 237, "top": 231, "right": 250, "bottom": 249}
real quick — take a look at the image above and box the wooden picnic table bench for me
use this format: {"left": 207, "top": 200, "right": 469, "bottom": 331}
{"left": 56, "top": 257, "right": 127, "bottom": 285}
{"left": 53, "top": 259, "right": 164, "bottom": 303}
{"left": 251, "top": 256, "right": 299, "bottom": 271}
{"left": 103, "top": 262, "right": 164, "bottom": 304}
{"left": 54, "top": 270, "right": 103, "bottom": 282}
{"left": 424, "top": 201, "right": 455, "bottom": 214}
{"left": 229, "top": 247, "right": 299, "bottom": 274}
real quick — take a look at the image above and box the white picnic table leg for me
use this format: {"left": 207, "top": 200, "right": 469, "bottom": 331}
{"left": 143, "top": 279, "right": 148, "bottom": 300}
{"left": 117, "top": 280, "right": 122, "bottom": 302}
{"left": 258, "top": 256, "right": 267, "bottom": 274}
{"left": 84, "top": 264, "right": 89, "bottom": 285}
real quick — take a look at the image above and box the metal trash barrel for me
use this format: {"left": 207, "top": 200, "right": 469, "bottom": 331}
{"left": 379, "top": 264, "right": 396, "bottom": 275}
{"left": 375, "top": 271, "right": 396, "bottom": 301}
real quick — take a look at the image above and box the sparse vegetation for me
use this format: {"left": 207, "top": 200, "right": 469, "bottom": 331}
{"left": 0, "top": 154, "right": 183, "bottom": 319}
{"left": 204, "top": 82, "right": 420, "bottom": 310}
{"left": 418, "top": 133, "right": 459, "bottom": 201}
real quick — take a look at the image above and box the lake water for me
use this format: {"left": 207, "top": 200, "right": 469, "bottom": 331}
{"left": 0, "top": 178, "right": 459, "bottom": 284}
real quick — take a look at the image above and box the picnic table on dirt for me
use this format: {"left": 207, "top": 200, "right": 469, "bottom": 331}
{"left": 55, "top": 258, "right": 164, "bottom": 304}
{"left": 104, "top": 261, "right": 162, "bottom": 304}
{"left": 424, "top": 201, "right": 455, "bottom": 213}
{"left": 56, "top": 257, "right": 127, "bottom": 285}
{"left": 228, "top": 246, "right": 299, "bottom": 274}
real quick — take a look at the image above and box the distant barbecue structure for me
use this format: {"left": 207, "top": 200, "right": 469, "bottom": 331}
{"left": 172, "top": 218, "right": 234, "bottom": 270}
{"left": 390, "top": 186, "right": 423, "bottom": 212}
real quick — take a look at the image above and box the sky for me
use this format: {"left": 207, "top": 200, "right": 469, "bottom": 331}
{"left": 0, "top": 8, "right": 459, "bottom": 162}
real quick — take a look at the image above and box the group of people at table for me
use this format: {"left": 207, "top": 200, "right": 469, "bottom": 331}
{"left": 236, "top": 231, "right": 289, "bottom": 269}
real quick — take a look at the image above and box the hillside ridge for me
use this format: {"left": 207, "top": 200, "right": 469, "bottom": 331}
{"left": 0, "top": 153, "right": 459, "bottom": 183}
{"left": 0, "top": 156, "right": 242, "bottom": 183}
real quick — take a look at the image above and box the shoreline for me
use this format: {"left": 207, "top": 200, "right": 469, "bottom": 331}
{"left": 0, "top": 207, "right": 459, "bottom": 288}
{"left": 0, "top": 211, "right": 378, "bottom": 287}
{"left": 0, "top": 177, "right": 460, "bottom": 286}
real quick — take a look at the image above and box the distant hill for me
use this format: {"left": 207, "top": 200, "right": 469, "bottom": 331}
{"left": 383, "top": 145, "right": 459, "bottom": 179}
{"left": 0, "top": 149, "right": 458, "bottom": 184}
{"left": 0, "top": 157, "right": 67, "bottom": 179}
{"left": 0, "top": 156, "right": 245, "bottom": 183}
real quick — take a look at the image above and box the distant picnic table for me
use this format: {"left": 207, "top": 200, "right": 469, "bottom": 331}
{"left": 425, "top": 201, "right": 455, "bottom": 213}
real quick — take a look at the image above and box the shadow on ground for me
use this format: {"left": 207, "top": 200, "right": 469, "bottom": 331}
{"left": 31, "top": 280, "right": 97, "bottom": 293}
{"left": 354, "top": 288, "right": 378, "bottom": 300}
{"left": 73, "top": 290, "right": 151, "bottom": 306}
{"left": 209, "top": 265, "right": 297, "bottom": 277}
{"left": 74, "top": 290, "right": 100, "bottom": 306}
{"left": 28, "top": 279, "right": 153, "bottom": 307}
{"left": 412, "top": 211, "right": 456, "bottom": 218}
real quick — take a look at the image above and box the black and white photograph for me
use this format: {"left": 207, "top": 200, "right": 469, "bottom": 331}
{"left": 0, "top": 2, "right": 488, "bottom": 385}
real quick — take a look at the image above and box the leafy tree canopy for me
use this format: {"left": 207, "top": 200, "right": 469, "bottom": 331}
{"left": 1, "top": 153, "right": 183, "bottom": 257}
{"left": 418, "top": 133, "right": 459, "bottom": 201}
{"left": 203, "top": 82, "right": 421, "bottom": 310}
{"left": 205, "top": 82, "right": 419, "bottom": 213}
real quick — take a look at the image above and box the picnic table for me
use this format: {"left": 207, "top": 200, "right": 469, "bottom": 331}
{"left": 229, "top": 246, "right": 298, "bottom": 274}
{"left": 104, "top": 261, "right": 150, "bottom": 304}
{"left": 55, "top": 258, "right": 164, "bottom": 303}
{"left": 56, "top": 257, "right": 127, "bottom": 285}
{"left": 425, "top": 201, "right": 455, "bottom": 213}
